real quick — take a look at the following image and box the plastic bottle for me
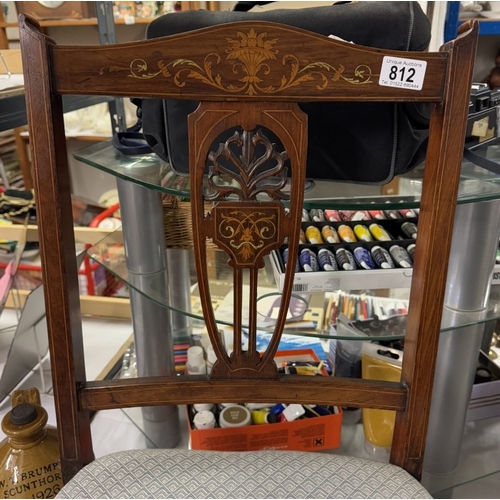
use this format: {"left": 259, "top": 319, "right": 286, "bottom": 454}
{"left": 251, "top": 410, "right": 278, "bottom": 424}
{"left": 186, "top": 346, "right": 207, "bottom": 375}
{"left": 190, "top": 403, "right": 216, "bottom": 421}
{"left": 280, "top": 404, "right": 305, "bottom": 422}
{"left": 0, "top": 388, "right": 63, "bottom": 499}
{"left": 193, "top": 410, "right": 216, "bottom": 430}
{"left": 268, "top": 403, "right": 286, "bottom": 417}
{"left": 193, "top": 403, "right": 215, "bottom": 413}
{"left": 246, "top": 403, "right": 276, "bottom": 411}
{"left": 361, "top": 343, "right": 403, "bottom": 459}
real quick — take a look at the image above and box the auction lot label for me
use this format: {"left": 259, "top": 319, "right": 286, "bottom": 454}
{"left": 379, "top": 56, "right": 427, "bottom": 91}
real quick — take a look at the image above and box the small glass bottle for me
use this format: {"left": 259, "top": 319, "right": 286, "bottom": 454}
{"left": 0, "top": 388, "right": 63, "bottom": 499}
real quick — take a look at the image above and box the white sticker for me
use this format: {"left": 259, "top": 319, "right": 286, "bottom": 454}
{"left": 124, "top": 15, "right": 135, "bottom": 25}
{"left": 379, "top": 56, "right": 427, "bottom": 91}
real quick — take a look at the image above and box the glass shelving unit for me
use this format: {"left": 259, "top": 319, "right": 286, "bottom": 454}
{"left": 77, "top": 139, "right": 500, "bottom": 338}
{"left": 88, "top": 228, "right": 500, "bottom": 339}
{"left": 75, "top": 139, "right": 500, "bottom": 496}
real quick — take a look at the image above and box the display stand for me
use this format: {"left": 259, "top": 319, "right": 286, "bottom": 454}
{"left": 77, "top": 139, "right": 500, "bottom": 490}
{"left": 116, "top": 177, "right": 180, "bottom": 448}
{"left": 422, "top": 198, "right": 500, "bottom": 487}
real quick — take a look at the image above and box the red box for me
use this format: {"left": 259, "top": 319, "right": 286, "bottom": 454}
{"left": 187, "top": 349, "right": 342, "bottom": 452}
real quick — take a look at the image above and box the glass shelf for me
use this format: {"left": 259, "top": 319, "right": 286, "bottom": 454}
{"left": 74, "top": 140, "right": 500, "bottom": 209}
{"left": 88, "top": 230, "right": 500, "bottom": 342}
{"left": 425, "top": 416, "right": 500, "bottom": 497}
{"left": 433, "top": 470, "right": 500, "bottom": 498}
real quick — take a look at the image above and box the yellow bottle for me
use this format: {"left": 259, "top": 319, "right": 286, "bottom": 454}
{"left": 0, "top": 388, "right": 62, "bottom": 499}
{"left": 338, "top": 225, "right": 356, "bottom": 243}
{"left": 305, "top": 226, "right": 324, "bottom": 244}
{"left": 361, "top": 343, "right": 402, "bottom": 458}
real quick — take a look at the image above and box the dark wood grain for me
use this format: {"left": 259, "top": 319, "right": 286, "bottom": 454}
{"left": 50, "top": 21, "right": 448, "bottom": 102}
{"left": 18, "top": 15, "right": 94, "bottom": 480}
{"left": 79, "top": 376, "right": 407, "bottom": 412}
{"left": 189, "top": 102, "right": 307, "bottom": 379}
{"left": 18, "top": 11, "right": 479, "bottom": 485}
{"left": 390, "top": 20, "right": 479, "bottom": 478}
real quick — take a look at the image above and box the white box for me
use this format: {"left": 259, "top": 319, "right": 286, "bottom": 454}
{"left": 491, "top": 264, "right": 500, "bottom": 284}
{"left": 270, "top": 250, "right": 413, "bottom": 293}
{"left": 467, "top": 351, "right": 500, "bottom": 422}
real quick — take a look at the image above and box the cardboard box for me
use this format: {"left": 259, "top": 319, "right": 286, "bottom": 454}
{"left": 467, "top": 351, "right": 500, "bottom": 421}
{"left": 273, "top": 349, "right": 330, "bottom": 376}
{"left": 188, "top": 408, "right": 341, "bottom": 452}
{"left": 188, "top": 349, "right": 342, "bottom": 452}
{"left": 491, "top": 264, "right": 500, "bottom": 285}
{"left": 465, "top": 107, "right": 498, "bottom": 149}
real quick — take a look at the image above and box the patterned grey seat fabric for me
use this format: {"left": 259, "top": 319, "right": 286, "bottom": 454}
{"left": 56, "top": 449, "right": 431, "bottom": 499}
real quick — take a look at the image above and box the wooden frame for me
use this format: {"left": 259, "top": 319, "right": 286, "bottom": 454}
{"left": 18, "top": 14, "right": 478, "bottom": 482}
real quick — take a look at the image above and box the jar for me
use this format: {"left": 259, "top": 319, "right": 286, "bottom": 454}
{"left": 186, "top": 346, "right": 207, "bottom": 375}
{"left": 0, "top": 388, "right": 62, "bottom": 499}
{"left": 193, "top": 411, "right": 216, "bottom": 430}
{"left": 193, "top": 403, "right": 215, "bottom": 413}
{"left": 217, "top": 402, "right": 240, "bottom": 413}
{"left": 219, "top": 406, "right": 251, "bottom": 428}
{"left": 190, "top": 403, "right": 216, "bottom": 421}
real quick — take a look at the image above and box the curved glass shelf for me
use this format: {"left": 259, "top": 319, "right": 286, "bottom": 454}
{"left": 74, "top": 140, "right": 500, "bottom": 210}
{"left": 432, "top": 470, "right": 500, "bottom": 499}
{"left": 424, "top": 414, "right": 500, "bottom": 497}
{"left": 88, "top": 231, "right": 500, "bottom": 341}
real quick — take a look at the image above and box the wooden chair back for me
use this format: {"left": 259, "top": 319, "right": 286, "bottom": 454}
{"left": 18, "top": 13, "right": 478, "bottom": 483}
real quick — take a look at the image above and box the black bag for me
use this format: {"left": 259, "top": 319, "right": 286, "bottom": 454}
{"left": 137, "top": 2, "right": 432, "bottom": 184}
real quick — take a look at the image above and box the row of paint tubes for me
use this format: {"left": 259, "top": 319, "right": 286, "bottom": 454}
{"left": 284, "top": 243, "right": 415, "bottom": 273}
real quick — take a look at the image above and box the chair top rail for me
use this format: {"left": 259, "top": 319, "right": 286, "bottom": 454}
{"left": 20, "top": 16, "right": 452, "bottom": 102}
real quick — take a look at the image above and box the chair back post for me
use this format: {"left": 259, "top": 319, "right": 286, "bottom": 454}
{"left": 18, "top": 15, "right": 94, "bottom": 480}
{"left": 391, "top": 20, "right": 478, "bottom": 477}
